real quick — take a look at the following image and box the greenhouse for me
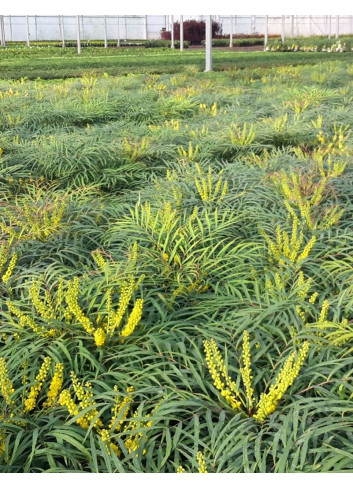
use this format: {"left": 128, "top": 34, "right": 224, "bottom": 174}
{"left": 1, "top": 9, "right": 353, "bottom": 474}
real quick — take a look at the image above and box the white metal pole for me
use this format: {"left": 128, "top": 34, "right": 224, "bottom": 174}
{"left": 336, "top": 15, "right": 339, "bottom": 38}
{"left": 291, "top": 15, "right": 294, "bottom": 37}
{"left": 3, "top": 16, "right": 6, "bottom": 46}
{"left": 144, "top": 15, "right": 148, "bottom": 40}
{"left": 0, "top": 16, "right": 3, "bottom": 47}
{"left": 309, "top": 15, "right": 312, "bottom": 37}
{"left": 264, "top": 15, "right": 268, "bottom": 50}
{"left": 205, "top": 15, "right": 212, "bottom": 72}
{"left": 60, "top": 15, "right": 65, "bottom": 47}
{"left": 252, "top": 15, "right": 256, "bottom": 34}
{"left": 171, "top": 15, "right": 174, "bottom": 48}
{"left": 34, "top": 15, "right": 37, "bottom": 41}
{"left": 76, "top": 15, "right": 81, "bottom": 54}
{"left": 0, "top": 15, "right": 4, "bottom": 46}
{"left": 9, "top": 15, "right": 12, "bottom": 42}
{"left": 281, "top": 15, "right": 285, "bottom": 42}
{"left": 104, "top": 15, "right": 108, "bottom": 48}
{"left": 229, "top": 15, "right": 233, "bottom": 48}
{"left": 180, "top": 15, "right": 183, "bottom": 51}
{"left": 26, "top": 15, "right": 30, "bottom": 47}
{"left": 117, "top": 16, "right": 120, "bottom": 47}
{"left": 329, "top": 15, "right": 331, "bottom": 39}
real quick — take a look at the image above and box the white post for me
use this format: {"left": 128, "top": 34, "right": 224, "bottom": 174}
{"left": 144, "top": 15, "right": 148, "bottom": 40}
{"left": 60, "top": 15, "right": 65, "bottom": 47}
{"left": 291, "top": 15, "right": 294, "bottom": 37}
{"left": 171, "top": 15, "right": 174, "bottom": 48}
{"left": 34, "top": 15, "right": 37, "bottom": 41}
{"left": 117, "top": 16, "right": 120, "bottom": 47}
{"left": 329, "top": 15, "right": 331, "bottom": 39}
{"left": 205, "top": 15, "right": 212, "bottom": 72}
{"left": 76, "top": 15, "right": 81, "bottom": 54}
{"left": 9, "top": 15, "right": 12, "bottom": 42}
{"left": 0, "top": 16, "right": 3, "bottom": 47}
{"left": 252, "top": 15, "right": 256, "bottom": 34}
{"left": 229, "top": 15, "right": 233, "bottom": 48}
{"left": 264, "top": 15, "right": 268, "bottom": 50}
{"left": 336, "top": 15, "right": 339, "bottom": 39}
{"left": 104, "top": 15, "right": 107, "bottom": 48}
{"left": 26, "top": 15, "right": 30, "bottom": 47}
{"left": 180, "top": 15, "right": 184, "bottom": 51}
{"left": 281, "top": 15, "right": 285, "bottom": 42}
{"left": 309, "top": 15, "right": 312, "bottom": 37}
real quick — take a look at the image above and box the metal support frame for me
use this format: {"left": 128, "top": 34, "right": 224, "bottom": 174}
{"left": 26, "top": 15, "right": 30, "bottom": 47}
{"left": 205, "top": 15, "right": 212, "bottom": 72}
{"left": 336, "top": 15, "right": 339, "bottom": 39}
{"left": 171, "top": 15, "right": 174, "bottom": 48}
{"left": 144, "top": 15, "right": 148, "bottom": 40}
{"left": 329, "top": 15, "right": 332, "bottom": 39}
{"left": 117, "top": 16, "right": 120, "bottom": 47}
{"left": 291, "top": 15, "right": 294, "bottom": 37}
{"left": 104, "top": 15, "right": 108, "bottom": 48}
{"left": 229, "top": 15, "right": 233, "bottom": 48}
{"left": 76, "top": 15, "right": 81, "bottom": 54}
{"left": 59, "top": 15, "right": 65, "bottom": 48}
{"left": 281, "top": 15, "right": 285, "bottom": 42}
{"left": 180, "top": 15, "right": 183, "bottom": 51}
{"left": 264, "top": 15, "right": 268, "bottom": 50}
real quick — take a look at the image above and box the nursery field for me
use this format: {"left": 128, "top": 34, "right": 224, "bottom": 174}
{"left": 2, "top": 51, "right": 353, "bottom": 473}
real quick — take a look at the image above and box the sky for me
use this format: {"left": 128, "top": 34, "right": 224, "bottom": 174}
{"left": 1, "top": 0, "right": 353, "bottom": 16}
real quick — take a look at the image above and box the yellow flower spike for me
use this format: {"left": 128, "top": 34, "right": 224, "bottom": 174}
{"left": 196, "top": 451, "right": 208, "bottom": 473}
{"left": 120, "top": 299, "right": 143, "bottom": 338}
{"left": 253, "top": 341, "right": 309, "bottom": 422}
{"left": 94, "top": 328, "right": 106, "bottom": 347}
{"left": 24, "top": 357, "right": 52, "bottom": 412}
{"left": 43, "top": 363, "right": 64, "bottom": 408}
{"left": 240, "top": 331, "right": 254, "bottom": 411}
{"left": 203, "top": 339, "right": 242, "bottom": 411}
{"left": 59, "top": 389, "right": 89, "bottom": 429}
{"left": 177, "top": 466, "right": 185, "bottom": 473}
{"left": 0, "top": 358, "right": 15, "bottom": 406}
{"left": 2, "top": 253, "right": 17, "bottom": 284}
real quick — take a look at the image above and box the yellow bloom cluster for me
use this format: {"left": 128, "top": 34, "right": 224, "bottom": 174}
{"left": 28, "top": 278, "right": 55, "bottom": 320}
{"left": 204, "top": 335, "right": 309, "bottom": 422}
{"left": 253, "top": 341, "right": 309, "bottom": 422}
{"left": 240, "top": 331, "right": 254, "bottom": 411}
{"left": 70, "top": 373, "right": 103, "bottom": 429}
{"left": 1, "top": 252, "right": 17, "bottom": 285}
{"left": 0, "top": 358, "right": 15, "bottom": 405}
{"left": 59, "top": 389, "right": 89, "bottom": 429}
{"left": 92, "top": 250, "right": 107, "bottom": 272}
{"left": 193, "top": 163, "right": 228, "bottom": 205}
{"left": 178, "top": 141, "right": 199, "bottom": 161}
{"left": 177, "top": 466, "right": 185, "bottom": 473}
{"left": 318, "top": 299, "right": 330, "bottom": 323}
{"left": 196, "top": 451, "right": 208, "bottom": 473}
{"left": 43, "top": 363, "right": 64, "bottom": 408}
{"left": 261, "top": 217, "right": 316, "bottom": 269}
{"left": 120, "top": 299, "right": 144, "bottom": 337}
{"left": 66, "top": 277, "right": 95, "bottom": 334}
{"left": 24, "top": 357, "right": 52, "bottom": 412}
{"left": 60, "top": 374, "right": 160, "bottom": 459}
{"left": 203, "top": 338, "right": 241, "bottom": 410}
{"left": 229, "top": 122, "right": 255, "bottom": 146}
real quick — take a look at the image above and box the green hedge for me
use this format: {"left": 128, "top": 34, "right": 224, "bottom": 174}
{"left": 2, "top": 39, "right": 189, "bottom": 49}
{"left": 201, "top": 38, "right": 265, "bottom": 47}
{"left": 266, "top": 36, "right": 353, "bottom": 52}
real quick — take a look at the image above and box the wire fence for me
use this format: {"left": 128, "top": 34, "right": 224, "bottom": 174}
{"left": 1, "top": 15, "right": 353, "bottom": 43}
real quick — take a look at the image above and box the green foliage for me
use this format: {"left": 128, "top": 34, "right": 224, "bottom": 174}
{"left": 1, "top": 53, "right": 353, "bottom": 472}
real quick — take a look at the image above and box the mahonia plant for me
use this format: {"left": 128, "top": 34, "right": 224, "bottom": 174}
{"left": 59, "top": 373, "right": 161, "bottom": 457}
{"left": 6, "top": 269, "right": 144, "bottom": 347}
{"left": 0, "top": 356, "right": 64, "bottom": 459}
{"left": 203, "top": 331, "right": 309, "bottom": 422}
